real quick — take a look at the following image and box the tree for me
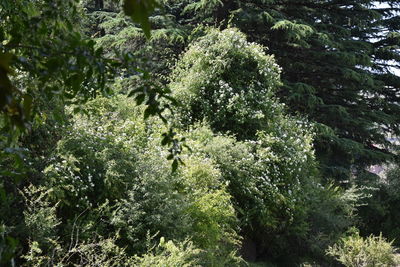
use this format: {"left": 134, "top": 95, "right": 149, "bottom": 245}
{"left": 166, "top": 0, "right": 400, "bottom": 181}
{"left": 0, "top": 0, "right": 162, "bottom": 136}
{"left": 0, "top": 0, "right": 171, "bottom": 264}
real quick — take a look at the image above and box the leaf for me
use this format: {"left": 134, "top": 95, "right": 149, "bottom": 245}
{"left": 143, "top": 105, "right": 157, "bottom": 119}
{"left": 135, "top": 94, "right": 146, "bottom": 105}
{"left": 22, "top": 94, "right": 33, "bottom": 119}
{"left": 161, "top": 136, "right": 169, "bottom": 146}
{"left": 0, "top": 52, "right": 13, "bottom": 74}
{"left": 0, "top": 185, "right": 6, "bottom": 201}
{"left": 144, "top": 107, "right": 152, "bottom": 119}
{"left": 172, "top": 159, "right": 178, "bottom": 172}
{"left": 123, "top": 0, "right": 159, "bottom": 38}
{"left": 22, "top": 3, "right": 40, "bottom": 18}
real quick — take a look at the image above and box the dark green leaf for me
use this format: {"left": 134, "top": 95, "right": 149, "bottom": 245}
{"left": 123, "top": 0, "right": 159, "bottom": 38}
{"left": 22, "top": 94, "right": 33, "bottom": 119}
{"left": 135, "top": 94, "right": 146, "bottom": 105}
{"left": 172, "top": 159, "right": 178, "bottom": 172}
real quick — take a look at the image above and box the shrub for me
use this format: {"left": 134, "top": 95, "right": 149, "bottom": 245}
{"left": 305, "top": 184, "right": 367, "bottom": 262}
{"left": 184, "top": 123, "right": 318, "bottom": 263}
{"left": 170, "top": 28, "right": 282, "bottom": 139}
{"left": 169, "top": 27, "right": 370, "bottom": 264}
{"left": 40, "top": 96, "right": 242, "bottom": 265}
{"left": 170, "top": 28, "right": 318, "bottom": 255}
{"left": 132, "top": 237, "right": 202, "bottom": 267}
{"left": 21, "top": 185, "right": 61, "bottom": 247}
{"left": 169, "top": 29, "right": 328, "bottom": 262}
{"left": 23, "top": 236, "right": 136, "bottom": 267}
{"left": 326, "top": 228, "right": 400, "bottom": 267}
{"left": 111, "top": 148, "right": 242, "bottom": 265}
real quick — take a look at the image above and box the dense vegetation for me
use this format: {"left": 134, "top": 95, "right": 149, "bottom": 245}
{"left": 1, "top": 0, "right": 399, "bottom": 266}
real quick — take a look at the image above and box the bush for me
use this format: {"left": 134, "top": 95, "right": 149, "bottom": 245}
{"left": 23, "top": 235, "right": 138, "bottom": 267}
{"left": 111, "top": 147, "right": 241, "bottom": 265}
{"left": 132, "top": 237, "right": 202, "bottom": 267}
{"left": 21, "top": 185, "right": 60, "bottom": 248}
{"left": 358, "top": 162, "right": 400, "bottom": 247}
{"left": 170, "top": 28, "right": 282, "bottom": 139}
{"left": 169, "top": 27, "right": 375, "bottom": 265}
{"left": 304, "top": 184, "right": 367, "bottom": 262}
{"left": 169, "top": 28, "right": 326, "bottom": 261}
{"left": 326, "top": 228, "right": 400, "bottom": 267}
{"left": 40, "top": 96, "right": 242, "bottom": 265}
{"left": 184, "top": 123, "right": 319, "bottom": 263}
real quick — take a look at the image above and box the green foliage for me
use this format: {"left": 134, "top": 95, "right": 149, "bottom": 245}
{"left": 0, "top": 0, "right": 167, "bottom": 132}
{"left": 305, "top": 184, "right": 368, "bottom": 261}
{"left": 169, "top": 28, "right": 353, "bottom": 262}
{"left": 0, "top": 223, "right": 19, "bottom": 265}
{"left": 37, "top": 95, "right": 241, "bottom": 265}
{"left": 183, "top": 122, "right": 317, "bottom": 263}
{"left": 182, "top": 0, "right": 223, "bottom": 22}
{"left": 24, "top": 236, "right": 202, "bottom": 267}
{"left": 164, "top": 0, "right": 400, "bottom": 181}
{"left": 131, "top": 237, "right": 202, "bottom": 266}
{"left": 326, "top": 228, "right": 400, "bottom": 267}
{"left": 0, "top": 0, "right": 115, "bottom": 133}
{"left": 3, "top": 1, "right": 398, "bottom": 265}
{"left": 21, "top": 185, "right": 60, "bottom": 247}
{"left": 181, "top": 125, "right": 364, "bottom": 264}
{"left": 123, "top": 0, "right": 160, "bottom": 38}
{"left": 168, "top": 27, "right": 377, "bottom": 263}
{"left": 271, "top": 20, "right": 314, "bottom": 45}
{"left": 20, "top": 185, "right": 62, "bottom": 266}
{"left": 23, "top": 236, "right": 136, "bottom": 267}
{"left": 358, "top": 159, "right": 400, "bottom": 247}
{"left": 170, "top": 28, "right": 281, "bottom": 139}
{"left": 42, "top": 96, "right": 148, "bottom": 217}
{"left": 0, "top": 0, "right": 181, "bottom": 172}
{"left": 234, "top": 0, "right": 400, "bottom": 180}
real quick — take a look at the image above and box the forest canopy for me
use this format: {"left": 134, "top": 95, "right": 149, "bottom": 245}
{"left": 1, "top": 0, "right": 400, "bottom": 266}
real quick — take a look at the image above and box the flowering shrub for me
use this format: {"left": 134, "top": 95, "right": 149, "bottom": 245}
{"left": 170, "top": 29, "right": 325, "bottom": 261}
{"left": 170, "top": 28, "right": 282, "bottom": 139}
{"left": 39, "top": 96, "right": 241, "bottom": 265}
{"left": 184, "top": 123, "right": 318, "bottom": 260}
